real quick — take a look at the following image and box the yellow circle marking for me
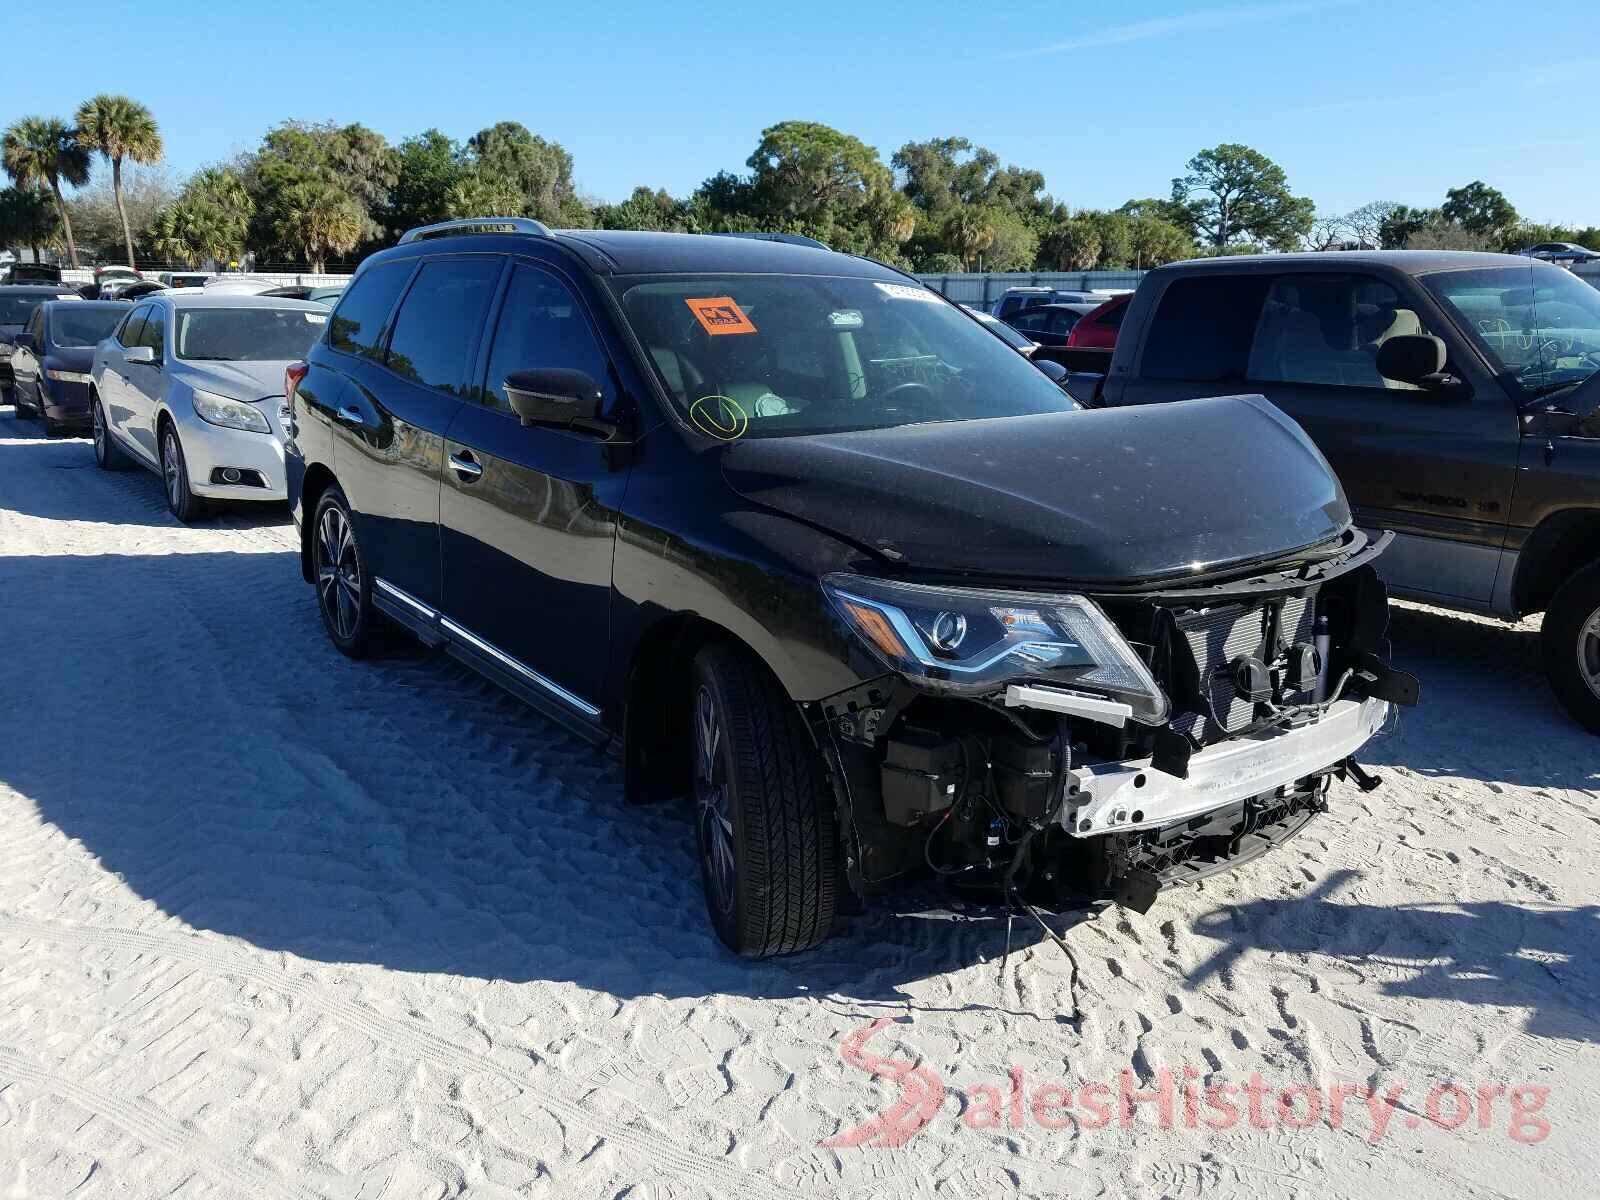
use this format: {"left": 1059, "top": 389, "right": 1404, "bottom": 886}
{"left": 689, "top": 394, "right": 749, "bottom": 441}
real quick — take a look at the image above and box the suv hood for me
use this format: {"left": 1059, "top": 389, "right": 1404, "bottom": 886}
{"left": 720, "top": 394, "right": 1350, "bottom": 585}
{"left": 176, "top": 359, "right": 292, "bottom": 401}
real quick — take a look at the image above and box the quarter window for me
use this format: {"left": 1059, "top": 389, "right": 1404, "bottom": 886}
{"left": 1142, "top": 276, "right": 1270, "bottom": 382}
{"left": 1247, "top": 274, "right": 1428, "bottom": 390}
{"left": 328, "top": 260, "right": 412, "bottom": 358}
{"left": 480, "top": 264, "right": 611, "bottom": 414}
{"left": 385, "top": 258, "right": 502, "bottom": 393}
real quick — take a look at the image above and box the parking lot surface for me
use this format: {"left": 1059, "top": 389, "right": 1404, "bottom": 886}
{"left": 1, "top": 409, "right": 1596, "bottom": 1199}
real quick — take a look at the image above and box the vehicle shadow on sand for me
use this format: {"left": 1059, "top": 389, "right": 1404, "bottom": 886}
{"left": 1364, "top": 602, "right": 1599, "bottom": 793}
{"left": 1187, "top": 870, "right": 1600, "bottom": 1043}
{"left": 3, "top": 546, "right": 1594, "bottom": 1008}
{"left": 1, "top": 408, "right": 292, "bottom": 531}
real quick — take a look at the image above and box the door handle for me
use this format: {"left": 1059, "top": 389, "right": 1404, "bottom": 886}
{"left": 448, "top": 450, "right": 483, "bottom": 481}
{"left": 335, "top": 405, "right": 364, "bottom": 426}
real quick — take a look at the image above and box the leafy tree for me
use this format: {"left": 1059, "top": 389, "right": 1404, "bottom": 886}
{"left": 1378, "top": 204, "right": 1435, "bottom": 249}
{"left": 745, "top": 121, "right": 893, "bottom": 225}
{"left": 1441, "top": 181, "right": 1517, "bottom": 237}
{"left": 1083, "top": 210, "right": 1133, "bottom": 268}
{"left": 1127, "top": 214, "right": 1192, "bottom": 268}
{"left": 0, "top": 185, "right": 58, "bottom": 259}
{"left": 1040, "top": 215, "right": 1102, "bottom": 271}
{"left": 74, "top": 95, "right": 163, "bottom": 267}
{"left": 2, "top": 116, "right": 91, "bottom": 266}
{"left": 1118, "top": 196, "right": 1193, "bottom": 227}
{"left": 893, "top": 137, "right": 1047, "bottom": 216}
{"left": 1403, "top": 219, "right": 1496, "bottom": 252}
{"left": 382, "top": 129, "right": 462, "bottom": 238}
{"left": 593, "top": 186, "right": 695, "bottom": 231}
{"left": 1170, "top": 143, "right": 1313, "bottom": 251}
{"left": 455, "top": 121, "right": 584, "bottom": 225}
{"left": 245, "top": 122, "right": 394, "bottom": 261}
{"left": 272, "top": 178, "right": 365, "bottom": 272}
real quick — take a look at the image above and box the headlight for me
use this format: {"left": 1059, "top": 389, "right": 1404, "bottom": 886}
{"left": 192, "top": 389, "right": 271, "bottom": 433}
{"left": 822, "top": 573, "right": 1169, "bottom": 724}
{"left": 45, "top": 369, "right": 92, "bottom": 384}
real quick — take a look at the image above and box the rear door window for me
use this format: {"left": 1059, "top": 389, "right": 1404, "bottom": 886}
{"left": 384, "top": 257, "right": 503, "bottom": 393}
{"left": 119, "top": 305, "right": 150, "bottom": 347}
{"left": 138, "top": 308, "right": 166, "bottom": 358}
{"left": 328, "top": 260, "right": 413, "bottom": 358}
{"left": 1141, "top": 276, "right": 1270, "bottom": 381}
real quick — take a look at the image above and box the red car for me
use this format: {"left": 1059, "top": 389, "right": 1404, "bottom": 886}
{"left": 1065, "top": 292, "right": 1130, "bottom": 348}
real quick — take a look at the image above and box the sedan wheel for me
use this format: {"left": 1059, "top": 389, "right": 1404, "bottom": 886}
{"left": 160, "top": 426, "right": 206, "bottom": 522}
{"left": 92, "top": 397, "right": 128, "bottom": 469}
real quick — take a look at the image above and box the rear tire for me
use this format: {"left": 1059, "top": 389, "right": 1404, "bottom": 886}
{"left": 92, "top": 394, "right": 130, "bottom": 469}
{"left": 160, "top": 423, "right": 207, "bottom": 523}
{"left": 691, "top": 643, "right": 838, "bottom": 956}
{"left": 1542, "top": 562, "right": 1600, "bottom": 735}
{"left": 10, "top": 386, "right": 33, "bottom": 419}
{"left": 311, "top": 485, "right": 381, "bottom": 659}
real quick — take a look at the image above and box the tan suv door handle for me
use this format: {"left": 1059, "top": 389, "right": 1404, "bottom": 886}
{"left": 448, "top": 451, "right": 483, "bottom": 481}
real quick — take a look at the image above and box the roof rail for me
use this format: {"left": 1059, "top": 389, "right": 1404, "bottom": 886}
{"left": 713, "top": 231, "right": 830, "bottom": 250}
{"left": 398, "top": 217, "right": 551, "bottom": 245}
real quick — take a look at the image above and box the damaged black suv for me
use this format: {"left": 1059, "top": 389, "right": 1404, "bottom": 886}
{"left": 286, "top": 219, "right": 1416, "bottom": 957}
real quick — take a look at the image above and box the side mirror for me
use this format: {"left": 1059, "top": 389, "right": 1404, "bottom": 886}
{"left": 12, "top": 332, "right": 34, "bottom": 352}
{"left": 1376, "top": 334, "right": 1450, "bottom": 386}
{"left": 125, "top": 346, "right": 157, "bottom": 366}
{"left": 1033, "top": 358, "right": 1068, "bottom": 383}
{"left": 504, "top": 368, "right": 604, "bottom": 431}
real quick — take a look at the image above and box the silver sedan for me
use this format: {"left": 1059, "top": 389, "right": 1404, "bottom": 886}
{"left": 89, "top": 293, "right": 327, "bottom": 521}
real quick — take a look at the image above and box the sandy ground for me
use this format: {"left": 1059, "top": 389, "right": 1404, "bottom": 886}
{"left": 0, "top": 406, "right": 1596, "bottom": 1200}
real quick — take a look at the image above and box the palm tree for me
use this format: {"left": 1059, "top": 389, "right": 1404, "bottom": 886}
{"left": 274, "top": 179, "right": 364, "bottom": 273}
{"left": 2, "top": 116, "right": 91, "bottom": 267}
{"left": 74, "top": 95, "right": 163, "bottom": 269}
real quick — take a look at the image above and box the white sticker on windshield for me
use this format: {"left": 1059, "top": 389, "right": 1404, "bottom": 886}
{"left": 304, "top": 312, "right": 327, "bottom": 324}
{"left": 874, "top": 282, "right": 941, "bottom": 303}
{"left": 827, "top": 309, "right": 864, "bottom": 328}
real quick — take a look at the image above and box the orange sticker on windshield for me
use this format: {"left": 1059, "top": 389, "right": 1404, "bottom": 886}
{"left": 686, "top": 296, "right": 757, "bottom": 336}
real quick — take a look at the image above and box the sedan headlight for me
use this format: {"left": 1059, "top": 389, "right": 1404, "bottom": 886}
{"left": 822, "top": 573, "right": 1169, "bottom": 723}
{"left": 192, "top": 389, "right": 271, "bottom": 433}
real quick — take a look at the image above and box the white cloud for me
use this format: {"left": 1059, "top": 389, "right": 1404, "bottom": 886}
{"left": 1001, "top": 1, "right": 1348, "bottom": 60}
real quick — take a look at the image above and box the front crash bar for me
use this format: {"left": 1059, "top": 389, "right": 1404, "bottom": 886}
{"left": 1058, "top": 696, "right": 1390, "bottom": 837}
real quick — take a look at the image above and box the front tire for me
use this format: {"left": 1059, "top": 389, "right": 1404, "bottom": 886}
{"left": 1542, "top": 562, "right": 1600, "bottom": 735}
{"left": 10, "top": 386, "right": 33, "bottom": 419}
{"left": 92, "top": 395, "right": 130, "bottom": 469}
{"left": 691, "top": 644, "right": 838, "bottom": 957}
{"left": 312, "top": 486, "right": 380, "bottom": 658}
{"left": 160, "top": 423, "right": 206, "bottom": 523}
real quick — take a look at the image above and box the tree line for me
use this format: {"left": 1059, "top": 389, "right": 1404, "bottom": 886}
{"left": 1, "top": 99, "right": 1594, "bottom": 275}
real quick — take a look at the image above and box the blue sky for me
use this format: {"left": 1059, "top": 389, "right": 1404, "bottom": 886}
{"left": 4, "top": 0, "right": 1596, "bottom": 224}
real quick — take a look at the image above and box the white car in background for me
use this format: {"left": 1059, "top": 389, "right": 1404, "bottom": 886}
{"left": 88, "top": 292, "right": 327, "bottom": 522}
{"left": 203, "top": 274, "right": 280, "bottom": 296}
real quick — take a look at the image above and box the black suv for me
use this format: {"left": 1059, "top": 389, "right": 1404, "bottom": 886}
{"left": 285, "top": 219, "right": 1414, "bottom": 956}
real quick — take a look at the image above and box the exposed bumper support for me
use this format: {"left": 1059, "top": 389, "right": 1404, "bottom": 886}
{"left": 1060, "top": 696, "right": 1389, "bottom": 836}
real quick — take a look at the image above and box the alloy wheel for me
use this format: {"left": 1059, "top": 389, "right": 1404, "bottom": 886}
{"left": 92, "top": 402, "right": 106, "bottom": 463}
{"left": 162, "top": 431, "right": 183, "bottom": 509}
{"left": 316, "top": 504, "right": 362, "bottom": 641}
{"left": 1579, "top": 606, "right": 1600, "bottom": 701}
{"left": 695, "top": 684, "right": 736, "bottom": 914}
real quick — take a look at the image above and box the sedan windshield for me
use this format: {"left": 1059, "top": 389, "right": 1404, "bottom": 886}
{"left": 617, "top": 274, "right": 1074, "bottom": 438}
{"left": 174, "top": 308, "right": 326, "bottom": 361}
{"left": 1421, "top": 265, "right": 1600, "bottom": 399}
{"left": 0, "top": 295, "right": 65, "bottom": 325}
{"left": 52, "top": 307, "right": 126, "bottom": 347}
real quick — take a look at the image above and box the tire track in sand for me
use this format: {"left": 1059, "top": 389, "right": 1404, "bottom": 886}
{"left": 0, "top": 914, "right": 804, "bottom": 1200}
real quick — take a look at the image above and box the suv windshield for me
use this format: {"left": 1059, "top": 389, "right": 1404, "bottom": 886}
{"left": 1421, "top": 265, "right": 1600, "bottom": 400}
{"left": 174, "top": 308, "right": 325, "bottom": 361}
{"left": 52, "top": 307, "right": 125, "bottom": 347}
{"left": 617, "top": 274, "right": 1073, "bottom": 438}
